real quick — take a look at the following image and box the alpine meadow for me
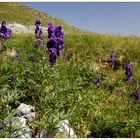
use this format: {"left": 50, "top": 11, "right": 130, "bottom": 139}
{"left": 0, "top": 2, "right": 140, "bottom": 138}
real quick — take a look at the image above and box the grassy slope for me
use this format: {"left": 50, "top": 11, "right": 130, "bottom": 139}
{"left": 0, "top": 31, "right": 140, "bottom": 137}
{"left": 0, "top": 2, "right": 140, "bottom": 138}
{"left": 0, "top": 2, "right": 85, "bottom": 34}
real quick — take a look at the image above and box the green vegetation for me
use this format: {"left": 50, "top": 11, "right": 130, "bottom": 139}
{"left": 0, "top": 2, "right": 140, "bottom": 138}
{"left": 0, "top": 32, "right": 140, "bottom": 137}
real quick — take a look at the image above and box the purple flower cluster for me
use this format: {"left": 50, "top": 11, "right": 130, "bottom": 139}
{"left": 93, "top": 76, "right": 102, "bottom": 88}
{"left": 16, "top": 50, "right": 22, "bottom": 63}
{"left": 125, "top": 62, "right": 132, "bottom": 83}
{"left": 135, "top": 89, "right": 140, "bottom": 102}
{"left": 0, "top": 21, "right": 11, "bottom": 51}
{"left": 10, "top": 50, "right": 22, "bottom": 63}
{"left": 34, "top": 20, "right": 43, "bottom": 47}
{"left": 110, "top": 51, "right": 116, "bottom": 69}
{"left": 47, "top": 22, "right": 64, "bottom": 64}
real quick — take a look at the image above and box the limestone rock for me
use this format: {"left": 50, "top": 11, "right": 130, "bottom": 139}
{"left": 55, "top": 120, "right": 77, "bottom": 138}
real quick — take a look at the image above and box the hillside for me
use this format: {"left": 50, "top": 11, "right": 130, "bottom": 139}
{"left": 0, "top": 2, "right": 84, "bottom": 34}
{"left": 0, "top": 2, "right": 140, "bottom": 138}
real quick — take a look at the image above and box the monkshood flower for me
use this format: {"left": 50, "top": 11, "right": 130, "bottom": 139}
{"left": 49, "top": 48, "right": 57, "bottom": 65}
{"left": 125, "top": 62, "right": 132, "bottom": 83}
{"left": 48, "top": 22, "right": 55, "bottom": 39}
{"left": 16, "top": 50, "right": 22, "bottom": 63}
{"left": 0, "top": 20, "right": 11, "bottom": 50}
{"left": 47, "top": 23, "right": 64, "bottom": 64}
{"left": 34, "top": 19, "right": 43, "bottom": 47}
{"left": 0, "top": 21, "right": 11, "bottom": 40}
{"left": 56, "top": 26, "right": 64, "bottom": 56}
{"left": 135, "top": 89, "right": 140, "bottom": 102}
{"left": 47, "top": 39, "right": 56, "bottom": 53}
{"left": 93, "top": 76, "right": 102, "bottom": 88}
{"left": 110, "top": 51, "right": 116, "bottom": 69}
{"left": 34, "top": 19, "right": 41, "bottom": 27}
{"left": 55, "top": 26, "right": 64, "bottom": 39}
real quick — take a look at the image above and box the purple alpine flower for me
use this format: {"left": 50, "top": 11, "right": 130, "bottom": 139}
{"left": 135, "top": 89, "right": 140, "bottom": 102}
{"left": 0, "top": 21, "right": 11, "bottom": 40}
{"left": 48, "top": 22, "right": 55, "bottom": 39}
{"left": 16, "top": 50, "right": 22, "bottom": 63}
{"left": 47, "top": 39, "right": 56, "bottom": 52}
{"left": 110, "top": 51, "right": 116, "bottom": 69}
{"left": 93, "top": 76, "right": 102, "bottom": 88}
{"left": 34, "top": 20, "right": 43, "bottom": 47}
{"left": 34, "top": 19, "right": 41, "bottom": 27}
{"left": 0, "top": 21, "right": 11, "bottom": 50}
{"left": 47, "top": 23, "right": 64, "bottom": 64}
{"left": 125, "top": 62, "right": 132, "bottom": 83}
{"left": 49, "top": 48, "right": 57, "bottom": 64}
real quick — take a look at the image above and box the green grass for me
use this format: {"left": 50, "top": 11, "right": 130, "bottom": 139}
{"left": 0, "top": 32, "right": 140, "bottom": 138}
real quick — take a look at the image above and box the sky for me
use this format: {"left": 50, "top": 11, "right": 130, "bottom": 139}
{"left": 23, "top": 2, "right": 140, "bottom": 36}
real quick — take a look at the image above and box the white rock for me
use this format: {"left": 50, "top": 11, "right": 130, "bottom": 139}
{"left": 40, "top": 129, "right": 48, "bottom": 138}
{"left": 12, "top": 116, "right": 32, "bottom": 138}
{"left": 16, "top": 103, "right": 35, "bottom": 114}
{"left": 55, "top": 120, "right": 77, "bottom": 138}
{"left": 8, "top": 22, "right": 48, "bottom": 34}
{"left": 0, "top": 103, "right": 36, "bottom": 138}
{"left": 23, "top": 112, "right": 36, "bottom": 122}
{"left": 9, "top": 22, "right": 33, "bottom": 34}
{"left": 16, "top": 103, "right": 36, "bottom": 122}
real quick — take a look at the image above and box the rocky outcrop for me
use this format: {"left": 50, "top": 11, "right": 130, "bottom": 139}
{"left": 9, "top": 22, "right": 47, "bottom": 34}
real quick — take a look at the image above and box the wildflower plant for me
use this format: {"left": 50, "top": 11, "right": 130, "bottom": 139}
{"left": 93, "top": 76, "right": 102, "bottom": 88}
{"left": 0, "top": 21, "right": 11, "bottom": 51}
{"left": 16, "top": 50, "right": 22, "bottom": 63}
{"left": 34, "top": 19, "right": 43, "bottom": 47}
{"left": 135, "top": 89, "right": 140, "bottom": 102}
{"left": 47, "top": 23, "right": 64, "bottom": 65}
{"left": 125, "top": 62, "right": 132, "bottom": 83}
{"left": 110, "top": 51, "right": 116, "bottom": 69}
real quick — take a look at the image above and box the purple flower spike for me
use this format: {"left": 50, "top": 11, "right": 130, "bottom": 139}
{"left": 93, "top": 76, "right": 102, "bottom": 88}
{"left": 16, "top": 50, "right": 22, "bottom": 63}
{"left": 2, "top": 21, "right": 6, "bottom": 27}
{"left": 0, "top": 21, "right": 11, "bottom": 51}
{"left": 47, "top": 23, "right": 64, "bottom": 64}
{"left": 0, "top": 20, "right": 11, "bottom": 41}
{"left": 34, "top": 20, "right": 43, "bottom": 47}
{"left": 34, "top": 19, "right": 41, "bottom": 27}
{"left": 49, "top": 48, "right": 57, "bottom": 64}
{"left": 48, "top": 22, "right": 55, "bottom": 39}
{"left": 135, "top": 89, "right": 140, "bottom": 102}
{"left": 110, "top": 51, "right": 116, "bottom": 69}
{"left": 125, "top": 62, "right": 132, "bottom": 83}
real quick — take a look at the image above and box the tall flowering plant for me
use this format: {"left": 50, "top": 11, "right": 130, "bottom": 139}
{"left": 110, "top": 51, "right": 116, "bottom": 69}
{"left": 93, "top": 76, "right": 102, "bottom": 88}
{"left": 47, "top": 22, "right": 64, "bottom": 64}
{"left": 125, "top": 62, "right": 132, "bottom": 83}
{"left": 135, "top": 89, "right": 140, "bottom": 102}
{"left": 0, "top": 20, "right": 11, "bottom": 51}
{"left": 34, "top": 19, "right": 43, "bottom": 47}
